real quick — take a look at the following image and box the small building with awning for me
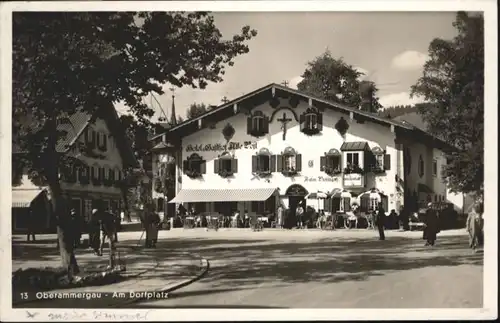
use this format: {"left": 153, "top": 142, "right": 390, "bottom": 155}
{"left": 11, "top": 188, "right": 52, "bottom": 233}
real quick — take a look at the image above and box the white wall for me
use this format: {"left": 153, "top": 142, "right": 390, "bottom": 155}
{"left": 177, "top": 98, "right": 400, "bottom": 209}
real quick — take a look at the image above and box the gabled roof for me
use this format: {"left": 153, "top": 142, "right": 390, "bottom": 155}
{"left": 13, "top": 105, "right": 139, "bottom": 168}
{"left": 152, "top": 83, "right": 454, "bottom": 152}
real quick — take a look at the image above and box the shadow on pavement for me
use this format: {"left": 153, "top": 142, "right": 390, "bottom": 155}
{"left": 13, "top": 232, "right": 483, "bottom": 298}
{"left": 133, "top": 233, "right": 483, "bottom": 290}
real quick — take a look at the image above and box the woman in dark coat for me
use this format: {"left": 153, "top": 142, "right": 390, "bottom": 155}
{"left": 423, "top": 203, "right": 440, "bottom": 246}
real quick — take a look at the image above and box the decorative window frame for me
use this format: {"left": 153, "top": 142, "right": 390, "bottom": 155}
{"left": 183, "top": 153, "right": 206, "bottom": 178}
{"left": 247, "top": 110, "right": 269, "bottom": 137}
{"left": 321, "top": 148, "right": 342, "bottom": 175}
{"left": 278, "top": 147, "right": 302, "bottom": 176}
{"left": 300, "top": 107, "right": 323, "bottom": 135}
{"left": 252, "top": 148, "right": 275, "bottom": 176}
{"left": 214, "top": 152, "right": 238, "bottom": 178}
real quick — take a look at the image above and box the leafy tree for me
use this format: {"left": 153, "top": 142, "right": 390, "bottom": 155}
{"left": 297, "top": 51, "right": 382, "bottom": 112}
{"left": 176, "top": 115, "right": 185, "bottom": 123}
{"left": 411, "top": 12, "right": 483, "bottom": 199}
{"left": 378, "top": 105, "right": 417, "bottom": 118}
{"left": 186, "top": 103, "right": 210, "bottom": 119}
{"left": 13, "top": 12, "right": 257, "bottom": 276}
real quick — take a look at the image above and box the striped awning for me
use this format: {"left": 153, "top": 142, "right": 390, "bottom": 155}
{"left": 12, "top": 189, "right": 46, "bottom": 208}
{"left": 169, "top": 188, "right": 277, "bottom": 203}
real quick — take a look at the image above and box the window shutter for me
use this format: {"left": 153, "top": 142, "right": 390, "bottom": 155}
{"left": 276, "top": 154, "right": 283, "bottom": 172}
{"left": 360, "top": 195, "right": 370, "bottom": 213}
{"left": 317, "top": 113, "right": 323, "bottom": 131}
{"left": 252, "top": 155, "right": 258, "bottom": 172}
{"left": 270, "top": 155, "right": 277, "bottom": 172}
{"left": 263, "top": 117, "right": 269, "bottom": 134}
{"left": 384, "top": 154, "right": 391, "bottom": 170}
{"left": 320, "top": 156, "right": 326, "bottom": 171}
{"left": 200, "top": 160, "right": 206, "bottom": 174}
{"left": 84, "top": 129, "right": 90, "bottom": 144}
{"left": 99, "top": 167, "right": 105, "bottom": 180}
{"left": 91, "top": 130, "right": 97, "bottom": 148}
{"left": 231, "top": 158, "right": 238, "bottom": 173}
{"left": 214, "top": 159, "right": 220, "bottom": 174}
{"left": 90, "top": 166, "right": 96, "bottom": 179}
{"left": 296, "top": 154, "right": 302, "bottom": 172}
{"left": 247, "top": 117, "right": 252, "bottom": 135}
{"left": 182, "top": 160, "right": 188, "bottom": 174}
{"left": 299, "top": 114, "right": 305, "bottom": 131}
{"left": 103, "top": 134, "right": 107, "bottom": 151}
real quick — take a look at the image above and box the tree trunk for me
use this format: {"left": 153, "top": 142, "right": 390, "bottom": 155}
{"left": 45, "top": 115, "right": 79, "bottom": 279}
{"left": 49, "top": 181, "right": 80, "bottom": 278}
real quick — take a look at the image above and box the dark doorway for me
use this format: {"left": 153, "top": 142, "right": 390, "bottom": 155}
{"left": 284, "top": 184, "right": 308, "bottom": 228}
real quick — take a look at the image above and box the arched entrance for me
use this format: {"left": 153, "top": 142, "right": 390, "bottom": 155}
{"left": 284, "top": 184, "right": 308, "bottom": 228}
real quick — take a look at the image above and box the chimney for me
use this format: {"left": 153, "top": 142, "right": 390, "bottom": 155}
{"left": 359, "top": 80, "right": 374, "bottom": 113}
{"left": 170, "top": 93, "right": 177, "bottom": 126}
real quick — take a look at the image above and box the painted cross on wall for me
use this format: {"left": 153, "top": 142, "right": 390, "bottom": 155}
{"left": 277, "top": 112, "right": 292, "bottom": 141}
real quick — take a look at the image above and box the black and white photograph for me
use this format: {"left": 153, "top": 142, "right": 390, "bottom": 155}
{"left": 0, "top": 1, "right": 497, "bottom": 321}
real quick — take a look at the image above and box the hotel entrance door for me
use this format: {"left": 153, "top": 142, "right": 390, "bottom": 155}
{"left": 285, "top": 184, "right": 309, "bottom": 229}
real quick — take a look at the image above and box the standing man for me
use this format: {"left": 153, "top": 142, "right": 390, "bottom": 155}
{"left": 296, "top": 203, "right": 304, "bottom": 229}
{"left": 99, "top": 208, "right": 118, "bottom": 264}
{"left": 466, "top": 204, "right": 483, "bottom": 252}
{"left": 375, "top": 202, "right": 386, "bottom": 240}
{"left": 89, "top": 208, "right": 102, "bottom": 255}
{"left": 423, "top": 203, "right": 439, "bottom": 246}
{"left": 276, "top": 205, "right": 284, "bottom": 229}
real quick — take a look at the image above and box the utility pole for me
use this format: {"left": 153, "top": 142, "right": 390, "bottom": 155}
{"left": 221, "top": 96, "right": 229, "bottom": 104}
{"left": 281, "top": 80, "right": 289, "bottom": 87}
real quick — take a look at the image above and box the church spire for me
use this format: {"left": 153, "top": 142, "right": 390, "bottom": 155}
{"left": 169, "top": 87, "right": 177, "bottom": 126}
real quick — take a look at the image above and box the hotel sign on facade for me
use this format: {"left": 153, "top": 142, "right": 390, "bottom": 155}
{"left": 185, "top": 141, "right": 257, "bottom": 152}
{"left": 343, "top": 173, "right": 364, "bottom": 188}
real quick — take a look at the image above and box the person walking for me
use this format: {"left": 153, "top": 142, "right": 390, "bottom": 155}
{"left": 375, "top": 202, "right": 386, "bottom": 240}
{"left": 69, "top": 209, "right": 82, "bottom": 249}
{"left": 423, "top": 203, "right": 440, "bottom": 246}
{"left": 89, "top": 208, "right": 102, "bottom": 255}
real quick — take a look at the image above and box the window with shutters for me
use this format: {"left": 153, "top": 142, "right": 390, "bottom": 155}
{"left": 320, "top": 149, "right": 342, "bottom": 175}
{"left": 247, "top": 111, "right": 269, "bottom": 137}
{"left": 183, "top": 153, "right": 206, "bottom": 178}
{"left": 84, "top": 128, "right": 97, "bottom": 150}
{"left": 432, "top": 159, "right": 438, "bottom": 177}
{"left": 300, "top": 108, "right": 323, "bottom": 135}
{"left": 370, "top": 146, "right": 391, "bottom": 173}
{"left": 252, "top": 148, "right": 276, "bottom": 175}
{"left": 97, "top": 131, "right": 107, "bottom": 152}
{"left": 214, "top": 152, "right": 238, "bottom": 178}
{"left": 91, "top": 164, "right": 101, "bottom": 185}
{"left": 277, "top": 147, "right": 301, "bottom": 176}
{"left": 79, "top": 165, "right": 90, "bottom": 185}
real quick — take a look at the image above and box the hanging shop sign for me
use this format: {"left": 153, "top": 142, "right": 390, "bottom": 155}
{"left": 185, "top": 141, "right": 257, "bottom": 152}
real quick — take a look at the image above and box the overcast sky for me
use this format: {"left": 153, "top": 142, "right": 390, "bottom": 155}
{"left": 115, "top": 11, "right": 459, "bottom": 120}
